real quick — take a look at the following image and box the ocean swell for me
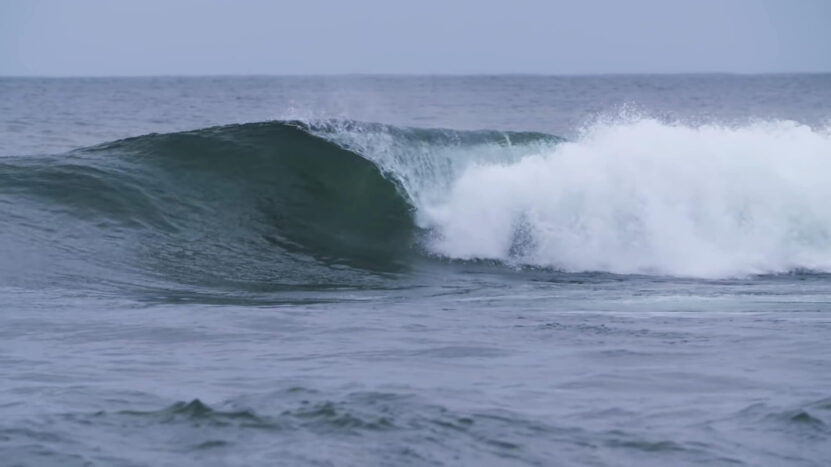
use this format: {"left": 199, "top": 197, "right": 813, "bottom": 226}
{"left": 0, "top": 121, "right": 417, "bottom": 291}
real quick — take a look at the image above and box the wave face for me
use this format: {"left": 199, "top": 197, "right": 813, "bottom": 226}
{"left": 2, "top": 118, "right": 830, "bottom": 291}
{"left": 420, "top": 119, "right": 831, "bottom": 277}
{"left": 0, "top": 122, "right": 416, "bottom": 291}
{"left": 0, "top": 120, "right": 558, "bottom": 292}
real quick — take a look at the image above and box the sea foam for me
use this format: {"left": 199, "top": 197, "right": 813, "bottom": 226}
{"left": 416, "top": 118, "right": 831, "bottom": 277}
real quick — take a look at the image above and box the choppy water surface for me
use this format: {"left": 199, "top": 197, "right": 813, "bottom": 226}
{"left": 1, "top": 75, "right": 831, "bottom": 466}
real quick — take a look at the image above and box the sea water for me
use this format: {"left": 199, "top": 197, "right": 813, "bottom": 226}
{"left": 1, "top": 75, "right": 830, "bottom": 466}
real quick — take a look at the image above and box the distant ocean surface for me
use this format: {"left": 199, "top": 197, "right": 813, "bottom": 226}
{"left": 1, "top": 75, "right": 831, "bottom": 466}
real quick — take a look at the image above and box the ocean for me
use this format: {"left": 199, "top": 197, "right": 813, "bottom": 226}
{"left": 1, "top": 75, "right": 830, "bottom": 466}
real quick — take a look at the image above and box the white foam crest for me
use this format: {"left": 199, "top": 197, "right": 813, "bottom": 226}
{"left": 419, "top": 118, "right": 831, "bottom": 278}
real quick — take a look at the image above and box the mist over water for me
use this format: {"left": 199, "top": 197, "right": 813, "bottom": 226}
{"left": 1, "top": 75, "right": 831, "bottom": 466}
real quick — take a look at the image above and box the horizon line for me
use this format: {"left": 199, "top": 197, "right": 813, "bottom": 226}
{"left": 2, "top": 71, "right": 831, "bottom": 79}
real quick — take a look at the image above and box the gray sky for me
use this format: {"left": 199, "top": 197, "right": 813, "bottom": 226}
{"left": 1, "top": 0, "right": 829, "bottom": 76}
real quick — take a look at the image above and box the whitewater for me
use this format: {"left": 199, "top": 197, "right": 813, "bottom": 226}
{"left": 422, "top": 119, "right": 831, "bottom": 277}
{"left": 1, "top": 75, "right": 830, "bottom": 467}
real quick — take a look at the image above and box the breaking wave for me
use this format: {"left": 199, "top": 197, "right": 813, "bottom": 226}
{"left": 1, "top": 117, "right": 830, "bottom": 291}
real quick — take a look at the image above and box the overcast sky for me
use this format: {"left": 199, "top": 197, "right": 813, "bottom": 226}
{"left": 1, "top": 0, "right": 829, "bottom": 76}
